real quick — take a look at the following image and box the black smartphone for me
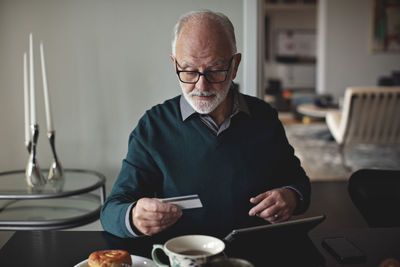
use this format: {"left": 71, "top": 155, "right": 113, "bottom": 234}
{"left": 322, "top": 237, "right": 366, "bottom": 264}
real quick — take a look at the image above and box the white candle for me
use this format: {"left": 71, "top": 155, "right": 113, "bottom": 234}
{"left": 29, "top": 33, "right": 36, "bottom": 125}
{"left": 40, "top": 42, "right": 53, "bottom": 132}
{"left": 23, "top": 52, "right": 30, "bottom": 146}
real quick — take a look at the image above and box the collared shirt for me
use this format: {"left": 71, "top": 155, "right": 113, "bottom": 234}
{"left": 180, "top": 87, "right": 251, "bottom": 135}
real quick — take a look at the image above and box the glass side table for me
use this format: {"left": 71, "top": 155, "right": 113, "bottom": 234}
{"left": 0, "top": 169, "right": 106, "bottom": 230}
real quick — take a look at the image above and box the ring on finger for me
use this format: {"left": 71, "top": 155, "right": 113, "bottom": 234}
{"left": 273, "top": 214, "right": 279, "bottom": 219}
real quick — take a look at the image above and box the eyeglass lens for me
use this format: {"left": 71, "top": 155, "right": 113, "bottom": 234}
{"left": 179, "top": 71, "right": 227, "bottom": 83}
{"left": 176, "top": 55, "right": 235, "bottom": 84}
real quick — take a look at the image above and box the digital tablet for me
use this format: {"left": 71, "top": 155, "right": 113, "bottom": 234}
{"left": 224, "top": 214, "right": 326, "bottom": 242}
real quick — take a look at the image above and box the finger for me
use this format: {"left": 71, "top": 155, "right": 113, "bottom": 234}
{"left": 249, "top": 191, "right": 272, "bottom": 204}
{"left": 139, "top": 199, "right": 169, "bottom": 213}
{"left": 138, "top": 198, "right": 181, "bottom": 214}
{"left": 133, "top": 208, "right": 182, "bottom": 236}
{"left": 257, "top": 205, "right": 280, "bottom": 220}
{"left": 135, "top": 204, "right": 182, "bottom": 222}
{"left": 148, "top": 208, "right": 182, "bottom": 222}
{"left": 266, "top": 190, "right": 296, "bottom": 219}
{"left": 145, "top": 202, "right": 181, "bottom": 215}
{"left": 140, "top": 217, "right": 179, "bottom": 236}
{"left": 262, "top": 206, "right": 292, "bottom": 223}
{"left": 249, "top": 197, "right": 275, "bottom": 216}
{"left": 133, "top": 200, "right": 181, "bottom": 221}
{"left": 135, "top": 198, "right": 157, "bottom": 213}
{"left": 251, "top": 190, "right": 287, "bottom": 214}
{"left": 270, "top": 212, "right": 291, "bottom": 224}
{"left": 253, "top": 196, "right": 288, "bottom": 221}
{"left": 136, "top": 212, "right": 181, "bottom": 228}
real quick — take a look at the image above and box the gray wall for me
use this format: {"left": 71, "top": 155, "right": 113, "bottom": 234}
{"left": 317, "top": 0, "right": 400, "bottom": 99}
{"left": 0, "top": 0, "right": 243, "bottom": 191}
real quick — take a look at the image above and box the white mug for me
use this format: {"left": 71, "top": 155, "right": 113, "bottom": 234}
{"left": 151, "top": 235, "right": 225, "bottom": 267}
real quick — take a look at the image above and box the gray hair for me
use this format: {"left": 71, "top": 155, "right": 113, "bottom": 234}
{"left": 171, "top": 10, "right": 237, "bottom": 57}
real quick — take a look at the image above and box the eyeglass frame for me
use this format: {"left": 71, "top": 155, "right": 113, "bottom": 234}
{"left": 174, "top": 54, "right": 236, "bottom": 84}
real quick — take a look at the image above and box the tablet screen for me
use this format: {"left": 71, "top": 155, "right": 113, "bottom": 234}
{"left": 223, "top": 215, "right": 327, "bottom": 266}
{"left": 224, "top": 214, "right": 326, "bottom": 242}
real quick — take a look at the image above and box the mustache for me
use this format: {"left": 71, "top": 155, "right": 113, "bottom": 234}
{"left": 188, "top": 89, "right": 217, "bottom": 97}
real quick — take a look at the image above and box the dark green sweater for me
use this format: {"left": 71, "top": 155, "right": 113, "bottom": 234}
{"left": 100, "top": 94, "right": 310, "bottom": 238}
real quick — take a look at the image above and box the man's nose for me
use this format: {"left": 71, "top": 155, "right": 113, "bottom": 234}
{"left": 195, "top": 74, "right": 209, "bottom": 91}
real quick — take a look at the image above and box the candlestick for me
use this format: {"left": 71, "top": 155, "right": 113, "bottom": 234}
{"left": 23, "top": 53, "right": 31, "bottom": 151}
{"left": 26, "top": 33, "right": 45, "bottom": 190}
{"left": 47, "top": 130, "right": 64, "bottom": 184}
{"left": 26, "top": 124, "right": 46, "bottom": 189}
{"left": 40, "top": 42, "right": 54, "bottom": 132}
{"left": 29, "top": 33, "right": 36, "bottom": 125}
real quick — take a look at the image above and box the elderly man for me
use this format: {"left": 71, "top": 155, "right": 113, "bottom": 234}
{"left": 100, "top": 10, "right": 310, "bottom": 238}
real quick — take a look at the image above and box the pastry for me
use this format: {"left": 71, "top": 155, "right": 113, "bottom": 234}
{"left": 88, "top": 250, "right": 132, "bottom": 267}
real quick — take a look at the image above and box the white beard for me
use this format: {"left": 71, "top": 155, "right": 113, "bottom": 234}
{"left": 182, "top": 84, "right": 230, "bottom": 114}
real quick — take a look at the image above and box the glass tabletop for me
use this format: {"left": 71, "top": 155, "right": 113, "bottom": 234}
{"left": 0, "top": 169, "right": 105, "bottom": 200}
{"left": 0, "top": 193, "right": 101, "bottom": 230}
{"left": 0, "top": 169, "right": 106, "bottom": 230}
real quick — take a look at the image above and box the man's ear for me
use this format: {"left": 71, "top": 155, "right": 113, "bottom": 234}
{"left": 170, "top": 54, "right": 175, "bottom": 65}
{"left": 231, "top": 53, "right": 242, "bottom": 80}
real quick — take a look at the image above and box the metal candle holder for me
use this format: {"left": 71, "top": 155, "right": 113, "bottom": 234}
{"left": 47, "top": 130, "right": 64, "bottom": 191}
{"left": 25, "top": 124, "right": 46, "bottom": 189}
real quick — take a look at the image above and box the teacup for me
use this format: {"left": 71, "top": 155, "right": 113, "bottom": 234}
{"left": 151, "top": 235, "right": 225, "bottom": 267}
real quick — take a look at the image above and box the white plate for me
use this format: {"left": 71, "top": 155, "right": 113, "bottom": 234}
{"left": 74, "top": 254, "right": 157, "bottom": 267}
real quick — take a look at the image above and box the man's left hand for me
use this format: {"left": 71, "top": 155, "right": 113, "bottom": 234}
{"left": 248, "top": 188, "right": 297, "bottom": 223}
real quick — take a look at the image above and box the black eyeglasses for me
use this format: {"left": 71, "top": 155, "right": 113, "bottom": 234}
{"left": 175, "top": 55, "right": 235, "bottom": 84}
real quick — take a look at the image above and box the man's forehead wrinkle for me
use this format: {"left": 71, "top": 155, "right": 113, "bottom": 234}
{"left": 178, "top": 18, "right": 227, "bottom": 49}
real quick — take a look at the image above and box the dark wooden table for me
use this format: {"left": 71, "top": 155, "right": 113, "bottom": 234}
{"left": 0, "top": 227, "right": 399, "bottom": 267}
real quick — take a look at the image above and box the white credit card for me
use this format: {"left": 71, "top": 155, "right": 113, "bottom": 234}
{"left": 161, "top": 194, "right": 203, "bottom": 210}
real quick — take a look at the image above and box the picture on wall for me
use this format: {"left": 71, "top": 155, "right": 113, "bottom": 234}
{"left": 274, "top": 29, "right": 316, "bottom": 63}
{"left": 371, "top": 0, "right": 400, "bottom": 52}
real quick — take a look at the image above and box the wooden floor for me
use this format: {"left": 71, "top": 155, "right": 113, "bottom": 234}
{"left": 294, "top": 181, "right": 368, "bottom": 229}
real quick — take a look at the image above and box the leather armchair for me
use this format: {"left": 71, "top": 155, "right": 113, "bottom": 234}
{"left": 326, "top": 86, "right": 400, "bottom": 169}
{"left": 348, "top": 169, "right": 400, "bottom": 227}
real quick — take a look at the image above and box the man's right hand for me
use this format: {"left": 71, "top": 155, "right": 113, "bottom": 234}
{"left": 132, "top": 198, "right": 182, "bottom": 236}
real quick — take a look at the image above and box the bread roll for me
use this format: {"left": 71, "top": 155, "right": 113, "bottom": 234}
{"left": 88, "top": 250, "right": 132, "bottom": 267}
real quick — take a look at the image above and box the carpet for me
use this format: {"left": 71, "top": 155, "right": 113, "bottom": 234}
{"left": 283, "top": 123, "right": 400, "bottom": 181}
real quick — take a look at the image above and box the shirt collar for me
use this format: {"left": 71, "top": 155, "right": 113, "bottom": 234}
{"left": 180, "top": 83, "right": 250, "bottom": 121}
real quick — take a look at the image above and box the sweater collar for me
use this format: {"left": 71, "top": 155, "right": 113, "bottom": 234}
{"left": 180, "top": 84, "right": 250, "bottom": 121}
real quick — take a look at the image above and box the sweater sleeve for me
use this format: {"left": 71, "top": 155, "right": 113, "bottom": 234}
{"left": 270, "top": 108, "right": 311, "bottom": 214}
{"left": 100, "top": 117, "right": 163, "bottom": 238}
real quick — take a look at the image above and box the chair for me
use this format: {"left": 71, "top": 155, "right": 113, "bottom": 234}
{"left": 326, "top": 86, "right": 400, "bottom": 169}
{"left": 348, "top": 169, "right": 400, "bottom": 227}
